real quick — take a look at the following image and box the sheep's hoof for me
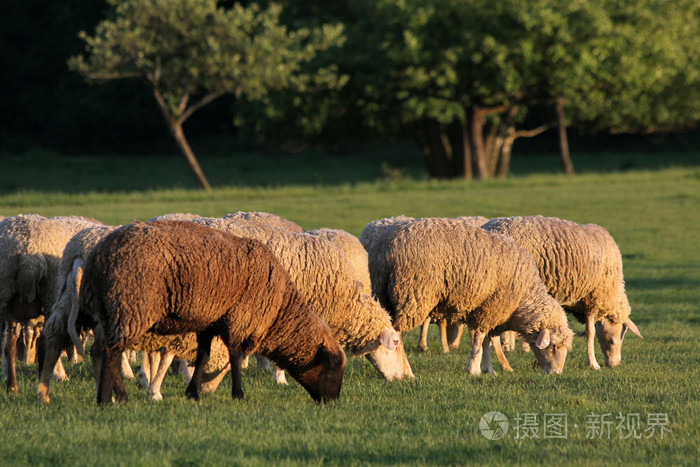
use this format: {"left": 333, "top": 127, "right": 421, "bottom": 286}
{"left": 148, "top": 392, "right": 163, "bottom": 402}
{"left": 37, "top": 392, "right": 51, "bottom": 404}
{"left": 136, "top": 375, "right": 149, "bottom": 389}
{"left": 232, "top": 391, "right": 244, "bottom": 400}
{"left": 418, "top": 344, "right": 429, "bottom": 352}
{"left": 588, "top": 362, "right": 601, "bottom": 371}
{"left": 185, "top": 387, "right": 200, "bottom": 401}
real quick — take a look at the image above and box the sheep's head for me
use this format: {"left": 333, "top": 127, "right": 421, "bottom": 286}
{"left": 290, "top": 340, "right": 346, "bottom": 404}
{"left": 528, "top": 326, "right": 574, "bottom": 374}
{"left": 595, "top": 317, "right": 642, "bottom": 367}
{"left": 365, "top": 327, "right": 404, "bottom": 381}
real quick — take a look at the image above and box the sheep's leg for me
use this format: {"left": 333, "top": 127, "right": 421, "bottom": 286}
{"left": 147, "top": 351, "right": 161, "bottom": 382}
{"left": 36, "top": 326, "right": 71, "bottom": 403}
{"left": 3, "top": 322, "right": 19, "bottom": 393}
{"left": 22, "top": 325, "right": 36, "bottom": 365}
{"left": 179, "top": 360, "right": 195, "bottom": 384}
{"left": 418, "top": 318, "right": 430, "bottom": 352}
{"left": 398, "top": 334, "right": 415, "bottom": 378}
{"left": 448, "top": 323, "right": 465, "bottom": 350}
{"left": 121, "top": 351, "right": 135, "bottom": 379}
{"left": 586, "top": 316, "right": 601, "bottom": 370}
{"left": 256, "top": 354, "right": 272, "bottom": 372}
{"left": 185, "top": 330, "right": 214, "bottom": 401}
{"left": 148, "top": 351, "right": 175, "bottom": 401}
{"left": 467, "top": 330, "right": 487, "bottom": 375}
{"left": 137, "top": 353, "right": 150, "bottom": 389}
{"left": 439, "top": 319, "right": 450, "bottom": 353}
{"left": 201, "top": 362, "right": 231, "bottom": 393}
{"left": 490, "top": 336, "right": 514, "bottom": 372}
{"left": 228, "top": 349, "right": 246, "bottom": 400}
{"left": 97, "top": 346, "right": 127, "bottom": 404}
{"left": 481, "top": 336, "right": 495, "bottom": 375}
{"left": 273, "top": 365, "right": 289, "bottom": 385}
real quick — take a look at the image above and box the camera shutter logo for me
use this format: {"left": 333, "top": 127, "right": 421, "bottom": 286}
{"left": 480, "top": 411, "right": 509, "bottom": 440}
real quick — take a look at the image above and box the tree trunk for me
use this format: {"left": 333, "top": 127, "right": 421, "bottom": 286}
{"left": 556, "top": 100, "right": 574, "bottom": 176}
{"left": 461, "top": 125, "right": 473, "bottom": 180}
{"left": 170, "top": 122, "right": 212, "bottom": 191}
{"left": 470, "top": 109, "right": 490, "bottom": 179}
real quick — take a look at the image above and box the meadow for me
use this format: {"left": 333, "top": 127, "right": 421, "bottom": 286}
{"left": 0, "top": 146, "right": 698, "bottom": 465}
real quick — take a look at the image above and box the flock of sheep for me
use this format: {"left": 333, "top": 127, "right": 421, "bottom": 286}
{"left": 0, "top": 211, "right": 643, "bottom": 404}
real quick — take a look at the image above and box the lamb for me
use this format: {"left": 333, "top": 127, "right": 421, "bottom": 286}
{"left": 80, "top": 220, "right": 346, "bottom": 404}
{"left": 481, "top": 215, "right": 643, "bottom": 369}
{"left": 306, "top": 227, "right": 372, "bottom": 295}
{"left": 192, "top": 217, "right": 404, "bottom": 382}
{"left": 372, "top": 217, "right": 574, "bottom": 375}
{"left": 223, "top": 211, "right": 304, "bottom": 233}
{"left": 0, "top": 214, "right": 77, "bottom": 392}
{"left": 37, "top": 224, "right": 231, "bottom": 403}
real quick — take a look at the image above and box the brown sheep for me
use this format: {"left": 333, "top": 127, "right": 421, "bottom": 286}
{"left": 80, "top": 221, "right": 346, "bottom": 404}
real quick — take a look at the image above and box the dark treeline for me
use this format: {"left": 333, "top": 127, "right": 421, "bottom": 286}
{"left": 2, "top": 1, "right": 699, "bottom": 182}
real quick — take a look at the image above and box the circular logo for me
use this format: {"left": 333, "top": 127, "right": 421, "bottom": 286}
{"left": 479, "top": 411, "right": 509, "bottom": 440}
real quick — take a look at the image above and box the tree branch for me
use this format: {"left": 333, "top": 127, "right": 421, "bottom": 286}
{"left": 178, "top": 90, "right": 227, "bottom": 124}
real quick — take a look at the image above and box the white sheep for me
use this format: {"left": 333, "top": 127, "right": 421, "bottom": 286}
{"left": 482, "top": 215, "right": 643, "bottom": 369}
{"left": 306, "top": 227, "right": 372, "bottom": 295}
{"left": 192, "top": 217, "right": 405, "bottom": 383}
{"left": 362, "top": 216, "right": 493, "bottom": 364}
{"left": 0, "top": 214, "right": 77, "bottom": 392}
{"left": 371, "top": 217, "right": 574, "bottom": 376}
{"left": 223, "top": 211, "right": 304, "bottom": 233}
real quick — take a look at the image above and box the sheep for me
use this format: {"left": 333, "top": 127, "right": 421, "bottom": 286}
{"left": 362, "top": 216, "right": 492, "bottom": 361}
{"left": 80, "top": 220, "right": 346, "bottom": 404}
{"left": 0, "top": 214, "right": 76, "bottom": 392}
{"left": 192, "top": 217, "right": 404, "bottom": 383}
{"left": 371, "top": 217, "right": 574, "bottom": 376}
{"left": 223, "top": 211, "right": 304, "bottom": 233}
{"left": 306, "top": 227, "right": 372, "bottom": 295}
{"left": 37, "top": 224, "right": 231, "bottom": 403}
{"left": 481, "top": 215, "right": 643, "bottom": 369}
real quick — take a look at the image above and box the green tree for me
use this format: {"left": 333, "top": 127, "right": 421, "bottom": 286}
{"left": 268, "top": 0, "right": 700, "bottom": 179}
{"left": 69, "top": 0, "right": 344, "bottom": 190}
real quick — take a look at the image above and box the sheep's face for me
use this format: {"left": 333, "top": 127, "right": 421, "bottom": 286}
{"left": 365, "top": 327, "right": 404, "bottom": 381}
{"left": 529, "top": 343, "right": 568, "bottom": 374}
{"left": 291, "top": 343, "right": 346, "bottom": 404}
{"left": 595, "top": 319, "right": 623, "bottom": 367}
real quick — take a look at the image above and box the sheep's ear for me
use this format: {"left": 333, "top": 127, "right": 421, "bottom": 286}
{"left": 379, "top": 328, "right": 398, "bottom": 351}
{"left": 535, "top": 328, "right": 551, "bottom": 349}
{"left": 622, "top": 318, "right": 643, "bottom": 340}
{"left": 318, "top": 345, "right": 344, "bottom": 370}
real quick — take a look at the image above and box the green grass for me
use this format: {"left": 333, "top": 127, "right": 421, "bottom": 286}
{"left": 0, "top": 148, "right": 699, "bottom": 465}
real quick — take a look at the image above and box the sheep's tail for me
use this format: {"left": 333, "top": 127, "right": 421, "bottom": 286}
{"left": 67, "top": 259, "right": 85, "bottom": 356}
{"left": 17, "top": 254, "right": 48, "bottom": 303}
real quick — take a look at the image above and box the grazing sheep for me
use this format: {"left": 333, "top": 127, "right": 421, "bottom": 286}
{"left": 482, "top": 215, "right": 643, "bottom": 369}
{"left": 363, "top": 216, "right": 493, "bottom": 367}
{"left": 223, "top": 211, "right": 304, "bottom": 233}
{"left": 306, "top": 228, "right": 372, "bottom": 294}
{"left": 372, "top": 217, "right": 574, "bottom": 376}
{"left": 37, "top": 224, "right": 230, "bottom": 403}
{"left": 192, "top": 217, "right": 404, "bottom": 382}
{"left": 81, "top": 221, "right": 346, "bottom": 404}
{"left": 0, "top": 214, "right": 76, "bottom": 392}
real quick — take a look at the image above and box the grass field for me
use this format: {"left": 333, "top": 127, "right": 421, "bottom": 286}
{"left": 0, "top": 147, "right": 699, "bottom": 465}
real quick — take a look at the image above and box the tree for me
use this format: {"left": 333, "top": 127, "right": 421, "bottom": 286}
{"left": 69, "top": 0, "right": 345, "bottom": 190}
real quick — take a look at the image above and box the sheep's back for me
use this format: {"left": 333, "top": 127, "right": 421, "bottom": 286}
{"left": 82, "top": 221, "right": 296, "bottom": 349}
